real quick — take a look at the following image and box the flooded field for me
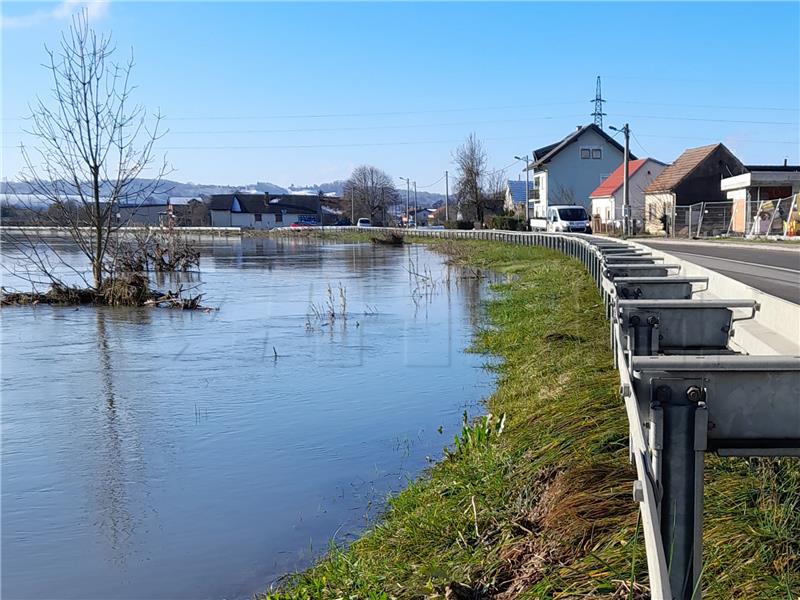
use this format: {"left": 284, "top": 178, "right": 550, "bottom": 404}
{"left": 1, "top": 236, "right": 495, "bottom": 600}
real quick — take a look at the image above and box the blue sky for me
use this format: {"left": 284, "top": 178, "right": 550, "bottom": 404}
{"left": 2, "top": 1, "right": 798, "bottom": 193}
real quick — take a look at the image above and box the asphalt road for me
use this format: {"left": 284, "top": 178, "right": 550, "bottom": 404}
{"left": 638, "top": 240, "right": 800, "bottom": 305}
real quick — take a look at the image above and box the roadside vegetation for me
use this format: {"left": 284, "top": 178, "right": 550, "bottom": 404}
{"left": 263, "top": 238, "right": 798, "bottom": 599}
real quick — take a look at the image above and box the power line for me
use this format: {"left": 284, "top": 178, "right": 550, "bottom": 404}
{"left": 616, "top": 100, "right": 799, "bottom": 112}
{"left": 4, "top": 113, "right": 589, "bottom": 136}
{"left": 487, "top": 158, "right": 523, "bottom": 176}
{"left": 1, "top": 101, "right": 588, "bottom": 122}
{"left": 615, "top": 114, "right": 797, "bottom": 126}
{"left": 417, "top": 173, "right": 447, "bottom": 189}
{"left": 4, "top": 98, "right": 796, "bottom": 124}
{"left": 7, "top": 112, "right": 794, "bottom": 138}
{"left": 4, "top": 132, "right": 796, "bottom": 153}
{"left": 635, "top": 133, "right": 797, "bottom": 145}
{"left": 630, "top": 130, "right": 651, "bottom": 156}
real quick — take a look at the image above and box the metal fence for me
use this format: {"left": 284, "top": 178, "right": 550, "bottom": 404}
{"left": 671, "top": 194, "right": 799, "bottom": 239}
{"left": 280, "top": 226, "right": 800, "bottom": 599}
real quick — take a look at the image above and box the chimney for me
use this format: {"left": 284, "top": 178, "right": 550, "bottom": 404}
{"left": 785, "top": 158, "right": 789, "bottom": 167}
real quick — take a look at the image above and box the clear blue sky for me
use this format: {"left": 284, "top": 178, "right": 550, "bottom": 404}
{"left": 2, "top": 1, "right": 798, "bottom": 194}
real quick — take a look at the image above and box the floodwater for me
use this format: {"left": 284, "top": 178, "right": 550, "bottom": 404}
{"left": 1, "top": 236, "right": 495, "bottom": 600}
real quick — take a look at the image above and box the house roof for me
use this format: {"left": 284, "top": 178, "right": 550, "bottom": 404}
{"left": 208, "top": 193, "right": 271, "bottom": 213}
{"left": 270, "top": 201, "right": 317, "bottom": 215}
{"left": 644, "top": 144, "right": 743, "bottom": 193}
{"left": 744, "top": 164, "right": 800, "bottom": 172}
{"left": 506, "top": 179, "right": 536, "bottom": 203}
{"left": 527, "top": 124, "right": 634, "bottom": 170}
{"left": 589, "top": 159, "right": 661, "bottom": 198}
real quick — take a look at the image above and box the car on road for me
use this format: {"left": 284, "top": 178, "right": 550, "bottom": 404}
{"left": 290, "top": 222, "right": 312, "bottom": 228}
{"left": 356, "top": 218, "right": 372, "bottom": 228}
{"left": 530, "top": 205, "right": 592, "bottom": 233}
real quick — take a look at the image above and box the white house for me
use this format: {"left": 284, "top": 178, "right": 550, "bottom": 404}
{"left": 589, "top": 158, "right": 667, "bottom": 229}
{"left": 524, "top": 124, "right": 632, "bottom": 218}
{"left": 208, "top": 193, "right": 321, "bottom": 229}
{"left": 209, "top": 193, "right": 276, "bottom": 229}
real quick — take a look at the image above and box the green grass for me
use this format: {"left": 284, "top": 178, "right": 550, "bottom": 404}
{"left": 261, "top": 239, "right": 799, "bottom": 599}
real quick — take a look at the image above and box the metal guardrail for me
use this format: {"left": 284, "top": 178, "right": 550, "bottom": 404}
{"left": 282, "top": 226, "right": 800, "bottom": 600}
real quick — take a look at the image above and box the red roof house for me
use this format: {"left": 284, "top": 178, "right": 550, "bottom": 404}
{"left": 589, "top": 158, "right": 667, "bottom": 227}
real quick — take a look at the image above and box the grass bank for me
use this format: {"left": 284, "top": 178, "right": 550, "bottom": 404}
{"left": 262, "top": 239, "right": 799, "bottom": 599}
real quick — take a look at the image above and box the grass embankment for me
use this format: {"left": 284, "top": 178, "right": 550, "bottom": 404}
{"left": 263, "top": 240, "right": 799, "bottom": 599}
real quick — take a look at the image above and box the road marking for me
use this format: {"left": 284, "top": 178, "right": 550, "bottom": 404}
{"left": 670, "top": 251, "right": 800, "bottom": 275}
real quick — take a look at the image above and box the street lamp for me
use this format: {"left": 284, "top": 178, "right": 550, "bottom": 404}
{"left": 399, "top": 177, "right": 411, "bottom": 228}
{"left": 609, "top": 124, "right": 631, "bottom": 238}
{"left": 514, "top": 155, "right": 531, "bottom": 228}
{"left": 413, "top": 181, "right": 417, "bottom": 228}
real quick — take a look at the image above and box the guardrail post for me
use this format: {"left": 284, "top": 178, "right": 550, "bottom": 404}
{"left": 657, "top": 384, "right": 705, "bottom": 600}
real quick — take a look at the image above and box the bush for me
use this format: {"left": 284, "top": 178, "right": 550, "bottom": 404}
{"left": 444, "top": 220, "right": 474, "bottom": 230}
{"left": 489, "top": 215, "right": 522, "bottom": 230}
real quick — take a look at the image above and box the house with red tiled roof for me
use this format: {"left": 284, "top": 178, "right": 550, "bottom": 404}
{"left": 643, "top": 143, "right": 746, "bottom": 235}
{"left": 589, "top": 158, "right": 666, "bottom": 231}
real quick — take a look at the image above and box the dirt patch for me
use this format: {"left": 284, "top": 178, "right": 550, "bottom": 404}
{"left": 490, "top": 462, "right": 637, "bottom": 599}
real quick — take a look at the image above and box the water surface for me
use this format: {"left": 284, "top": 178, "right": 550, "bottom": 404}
{"left": 1, "top": 237, "right": 494, "bottom": 599}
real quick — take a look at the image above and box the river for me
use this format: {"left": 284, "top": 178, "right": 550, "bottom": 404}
{"left": 0, "top": 236, "right": 495, "bottom": 599}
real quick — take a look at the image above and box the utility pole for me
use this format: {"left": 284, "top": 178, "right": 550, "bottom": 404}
{"left": 413, "top": 181, "right": 418, "bottom": 228}
{"left": 610, "top": 123, "right": 631, "bottom": 238}
{"left": 515, "top": 155, "right": 531, "bottom": 228}
{"left": 350, "top": 187, "right": 354, "bottom": 225}
{"left": 445, "top": 170, "right": 449, "bottom": 222}
{"left": 399, "top": 177, "right": 410, "bottom": 227}
{"left": 622, "top": 123, "right": 630, "bottom": 238}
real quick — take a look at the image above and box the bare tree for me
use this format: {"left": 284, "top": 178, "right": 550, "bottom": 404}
{"left": 8, "top": 9, "right": 169, "bottom": 292}
{"left": 453, "top": 134, "right": 488, "bottom": 223}
{"left": 343, "top": 165, "right": 400, "bottom": 225}
{"left": 484, "top": 168, "right": 507, "bottom": 216}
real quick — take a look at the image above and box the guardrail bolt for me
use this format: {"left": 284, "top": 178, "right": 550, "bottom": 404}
{"left": 629, "top": 315, "right": 641, "bottom": 326}
{"left": 686, "top": 386, "right": 703, "bottom": 403}
{"left": 647, "top": 316, "right": 659, "bottom": 326}
{"left": 632, "top": 480, "right": 644, "bottom": 503}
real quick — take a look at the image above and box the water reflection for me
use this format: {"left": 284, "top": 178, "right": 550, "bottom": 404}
{"left": 1, "top": 239, "right": 494, "bottom": 600}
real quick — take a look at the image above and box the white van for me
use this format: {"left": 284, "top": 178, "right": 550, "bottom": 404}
{"left": 530, "top": 205, "right": 592, "bottom": 233}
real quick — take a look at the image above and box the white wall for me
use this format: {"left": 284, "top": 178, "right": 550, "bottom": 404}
{"left": 609, "top": 159, "right": 667, "bottom": 222}
{"left": 592, "top": 196, "right": 614, "bottom": 223}
{"left": 210, "top": 209, "right": 231, "bottom": 227}
{"left": 644, "top": 192, "right": 676, "bottom": 234}
{"left": 231, "top": 212, "right": 255, "bottom": 228}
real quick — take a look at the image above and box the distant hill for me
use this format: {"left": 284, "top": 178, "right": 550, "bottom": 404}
{"left": 0, "top": 179, "right": 288, "bottom": 202}
{"left": 289, "top": 180, "right": 446, "bottom": 208}
{"left": 1, "top": 178, "right": 447, "bottom": 207}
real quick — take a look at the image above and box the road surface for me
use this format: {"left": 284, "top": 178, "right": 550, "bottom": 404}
{"left": 637, "top": 240, "right": 800, "bottom": 305}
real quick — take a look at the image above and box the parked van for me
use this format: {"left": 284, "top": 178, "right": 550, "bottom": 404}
{"left": 530, "top": 205, "right": 592, "bottom": 233}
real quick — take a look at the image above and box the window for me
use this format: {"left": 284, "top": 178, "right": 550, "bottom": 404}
{"left": 255, "top": 213, "right": 262, "bottom": 222}
{"left": 557, "top": 207, "right": 589, "bottom": 221}
{"left": 580, "top": 146, "right": 602, "bottom": 159}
